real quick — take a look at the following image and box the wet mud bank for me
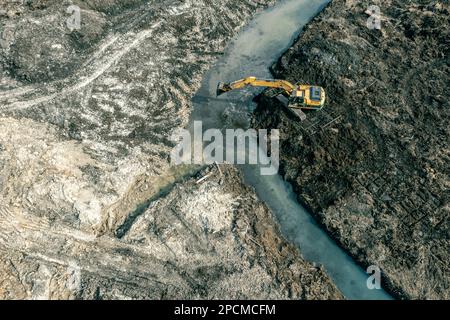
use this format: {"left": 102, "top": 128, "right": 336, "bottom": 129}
{"left": 253, "top": 0, "right": 449, "bottom": 299}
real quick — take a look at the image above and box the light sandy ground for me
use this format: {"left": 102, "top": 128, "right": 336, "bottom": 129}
{"left": 0, "top": 0, "right": 341, "bottom": 300}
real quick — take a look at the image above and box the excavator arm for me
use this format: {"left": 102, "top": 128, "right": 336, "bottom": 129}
{"left": 217, "top": 76, "right": 296, "bottom": 96}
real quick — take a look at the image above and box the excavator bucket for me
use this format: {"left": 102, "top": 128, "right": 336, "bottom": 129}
{"left": 216, "top": 82, "right": 232, "bottom": 96}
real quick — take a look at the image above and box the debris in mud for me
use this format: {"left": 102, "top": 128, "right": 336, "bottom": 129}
{"left": 253, "top": 0, "right": 449, "bottom": 300}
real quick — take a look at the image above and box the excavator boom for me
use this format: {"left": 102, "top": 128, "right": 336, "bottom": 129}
{"left": 217, "top": 76, "right": 296, "bottom": 96}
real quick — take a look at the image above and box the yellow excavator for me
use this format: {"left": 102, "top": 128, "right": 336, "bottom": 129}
{"left": 217, "top": 76, "right": 326, "bottom": 120}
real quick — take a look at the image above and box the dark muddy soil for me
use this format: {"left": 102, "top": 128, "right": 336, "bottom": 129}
{"left": 253, "top": 0, "right": 449, "bottom": 299}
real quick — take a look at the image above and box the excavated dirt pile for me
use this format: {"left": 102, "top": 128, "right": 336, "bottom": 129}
{"left": 253, "top": 0, "right": 449, "bottom": 299}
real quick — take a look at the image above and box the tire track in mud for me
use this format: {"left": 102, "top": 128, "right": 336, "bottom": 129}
{"left": 0, "top": 204, "right": 190, "bottom": 292}
{"left": 0, "top": 0, "right": 191, "bottom": 112}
